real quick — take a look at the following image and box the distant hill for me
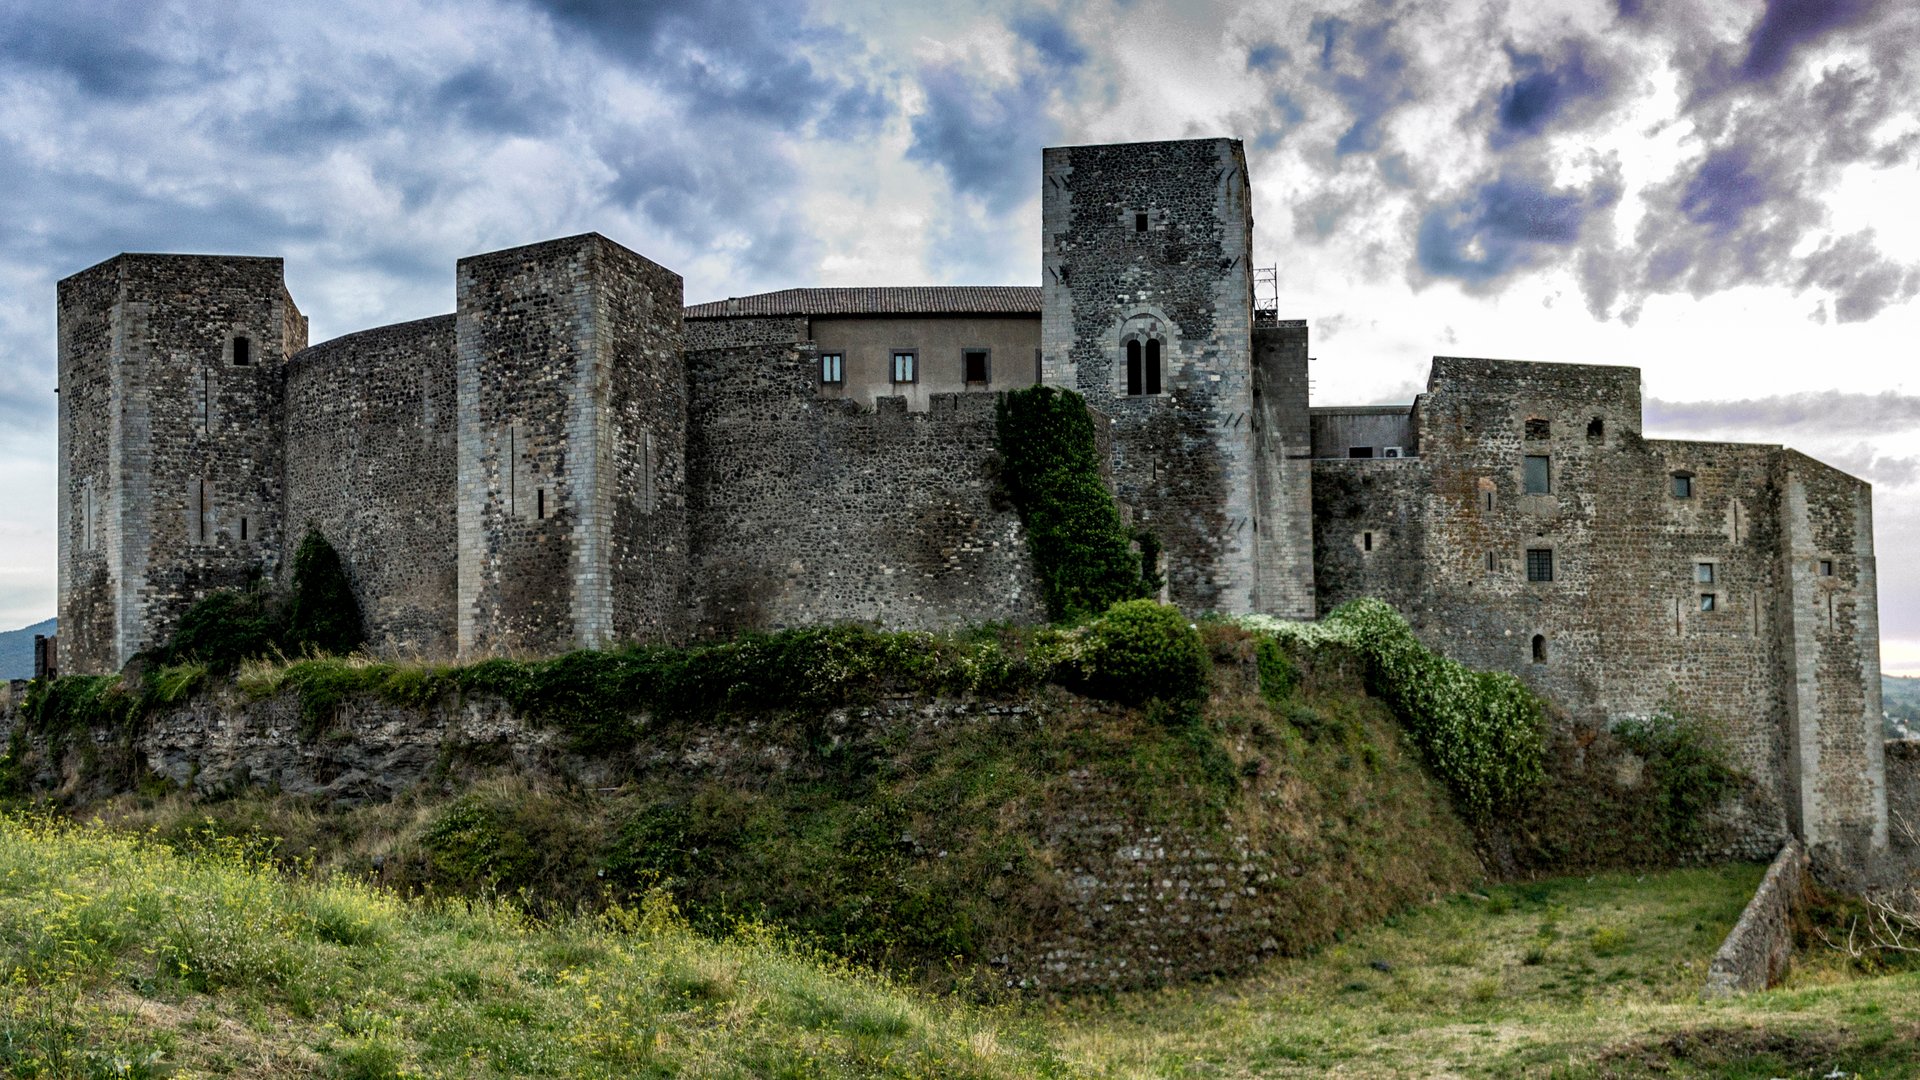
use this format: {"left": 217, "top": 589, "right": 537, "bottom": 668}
{"left": 0, "top": 618, "right": 56, "bottom": 681}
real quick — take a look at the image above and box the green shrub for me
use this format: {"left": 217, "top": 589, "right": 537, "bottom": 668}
{"left": 1612, "top": 706, "right": 1741, "bottom": 849}
{"left": 1077, "top": 600, "right": 1209, "bottom": 708}
{"left": 285, "top": 526, "right": 364, "bottom": 658}
{"left": 164, "top": 588, "right": 282, "bottom": 673}
{"left": 1256, "top": 636, "right": 1299, "bottom": 706}
{"left": 995, "top": 386, "right": 1150, "bottom": 620}
{"left": 1238, "top": 599, "right": 1547, "bottom": 821}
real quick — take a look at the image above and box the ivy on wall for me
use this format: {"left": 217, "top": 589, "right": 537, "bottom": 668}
{"left": 1239, "top": 599, "right": 1547, "bottom": 821}
{"left": 994, "top": 386, "right": 1151, "bottom": 621}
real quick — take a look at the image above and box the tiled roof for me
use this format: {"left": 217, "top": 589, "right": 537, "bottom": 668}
{"left": 685, "top": 286, "right": 1041, "bottom": 318}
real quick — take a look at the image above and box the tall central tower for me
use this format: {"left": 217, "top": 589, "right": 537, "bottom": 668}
{"left": 1040, "top": 138, "right": 1262, "bottom": 613}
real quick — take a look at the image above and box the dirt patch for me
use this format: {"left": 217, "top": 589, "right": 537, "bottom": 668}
{"left": 1595, "top": 1023, "right": 1900, "bottom": 1077}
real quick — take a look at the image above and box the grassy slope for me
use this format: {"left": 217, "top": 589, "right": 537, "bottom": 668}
{"left": 8, "top": 817, "right": 1920, "bottom": 1078}
{"left": 0, "top": 813, "right": 1068, "bottom": 1079}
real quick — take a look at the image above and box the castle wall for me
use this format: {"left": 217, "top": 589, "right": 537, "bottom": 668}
{"left": 1251, "top": 322, "right": 1315, "bottom": 618}
{"left": 1042, "top": 138, "right": 1259, "bottom": 613}
{"left": 57, "top": 255, "right": 304, "bottom": 672}
{"left": 683, "top": 315, "right": 809, "bottom": 353}
{"left": 455, "top": 233, "right": 686, "bottom": 657}
{"left": 284, "top": 315, "right": 458, "bottom": 657}
{"left": 684, "top": 341, "right": 1044, "bottom": 636}
{"left": 1311, "top": 406, "right": 1418, "bottom": 459}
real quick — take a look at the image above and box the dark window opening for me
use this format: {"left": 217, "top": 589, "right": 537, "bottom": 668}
{"left": 963, "top": 348, "right": 989, "bottom": 384}
{"left": 1348, "top": 446, "right": 1374, "bottom": 459}
{"left": 891, "top": 351, "right": 916, "bottom": 383}
{"left": 239, "top": 516, "right": 248, "bottom": 541}
{"left": 1135, "top": 212, "right": 1148, "bottom": 232}
{"left": 1587, "top": 417, "right": 1604, "bottom": 442}
{"left": 1524, "top": 454, "right": 1551, "bottom": 494}
{"left": 1531, "top": 634, "right": 1546, "bottom": 663}
{"left": 1126, "top": 340, "right": 1143, "bottom": 395}
{"left": 820, "top": 352, "right": 844, "bottom": 385}
{"left": 232, "top": 337, "right": 251, "bottom": 366}
{"left": 1525, "top": 417, "right": 1551, "bottom": 440}
{"left": 1034, "top": 347, "right": 1043, "bottom": 384}
{"left": 1486, "top": 551, "right": 1496, "bottom": 571}
{"left": 1144, "top": 339, "right": 1161, "bottom": 395}
{"left": 1671, "top": 472, "right": 1693, "bottom": 498}
{"left": 1820, "top": 559, "right": 1834, "bottom": 577}
{"left": 1696, "top": 562, "right": 1715, "bottom": 584}
{"left": 1526, "top": 547, "right": 1554, "bottom": 582}
{"left": 536, "top": 488, "right": 546, "bottom": 520}
{"left": 1699, "top": 593, "right": 1716, "bottom": 612}
{"left": 1363, "top": 531, "right": 1373, "bottom": 552}
{"left": 1484, "top": 490, "right": 1495, "bottom": 511}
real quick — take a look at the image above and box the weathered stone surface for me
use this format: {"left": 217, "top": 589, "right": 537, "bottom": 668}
{"left": 1702, "top": 839, "right": 1807, "bottom": 997}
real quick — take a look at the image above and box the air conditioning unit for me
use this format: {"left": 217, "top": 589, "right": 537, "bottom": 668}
{"left": 1382, "top": 446, "right": 1403, "bottom": 459}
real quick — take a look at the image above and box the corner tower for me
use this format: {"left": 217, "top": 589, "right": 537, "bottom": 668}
{"left": 1041, "top": 138, "right": 1261, "bottom": 613}
{"left": 455, "top": 233, "right": 688, "bottom": 657}
{"left": 57, "top": 254, "right": 305, "bottom": 673}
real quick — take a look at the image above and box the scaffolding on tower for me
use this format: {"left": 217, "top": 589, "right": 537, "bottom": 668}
{"left": 1253, "top": 265, "right": 1280, "bottom": 327}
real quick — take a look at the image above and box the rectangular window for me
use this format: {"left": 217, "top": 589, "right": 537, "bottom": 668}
{"left": 1348, "top": 446, "right": 1373, "bottom": 459}
{"left": 1820, "top": 559, "right": 1834, "bottom": 576}
{"left": 536, "top": 488, "right": 546, "bottom": 520}
{"left": 232, "top": 337, "right": 251, "bottom": 366}
{"left": 1523, "top": 455, "right": 1551, "bottom": 494}
{"left": 239, "top": 516, "right": 248, "bottom": 541}
{"left": 1526, "top": 548, "right": 1554, "bottom": 582}
{"left": 820, "top": 352, "right": 844, "bottom": 385}
{"left": 963, "top": 348, "right": 990, "bottom": 384}
{"left": 1671, "top": 473, "right": 1693, "bottom": 498}
{"left": 1696, "top": 562, "right": 1715, "bottom": 584}
{"left": 1700, "top": 593, "right": 1717, "bottom": 612}
{"left": 891, "top": 350, "right": 917, "bottom": 383}
{"left": 1363, "top": 531, "right": 1373, "bottom": 552}
{"left": 1135, "top": 211, "right": 1148, "bottom": 232}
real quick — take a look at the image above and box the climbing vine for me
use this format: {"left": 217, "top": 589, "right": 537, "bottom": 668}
{"left": 995, "top": 386, "right": 1151, "bottom": 621}
{"left": 1238, "top": 599, "right": 1547, "bottom": 821}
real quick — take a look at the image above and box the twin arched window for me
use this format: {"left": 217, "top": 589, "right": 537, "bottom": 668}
{"left": 1125, "top": 338, "right": 1162, "bottom": 396}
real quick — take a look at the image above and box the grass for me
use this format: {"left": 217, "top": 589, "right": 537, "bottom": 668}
{"left": 8, "top": 815, "right": 1920, "bottom": 1077}
{"left": 0, "top": 811, "right": 1068, "bottom": 1078}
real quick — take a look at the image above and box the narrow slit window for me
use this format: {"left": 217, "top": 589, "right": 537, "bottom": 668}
{"left": 1486, "top": 551, "right": 1496, "bottom": 572}
{"left": 890, "top": 351, "right": 917, "bottom": 384}
{"left": 536, "top": 488, "right": 546, "bottom": 520}
{"left": 963, "top": 348, "right": 989, "bottom": 385}
{"left": 1531, "top": 634, "right": 1546, "bottom": 664}
{"left": 1523, "top": 454, "right": 1551, "bottom": 494}
{"left": 239, "top": 516, "right": 248, "bottom": 541}
{"left": 820, "top": 352, "right": 844, "bottom": 385}
{"left": 1145, "top": 339, "right": 1162, "bottom": 394}
{"left": 1484, "top": 490, "right": 1495, "bottom": 511}
{"left": 1126, "top": 340, "right": 1143, "bottom": 396}
{"left": 232, "top": 337, "right": 251, "bottom": 366}
{"left": 1363, "top": 531, "right": 1373, "bottom": 552}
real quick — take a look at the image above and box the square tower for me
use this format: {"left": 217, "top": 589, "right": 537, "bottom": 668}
{"left": 455, "top": 233, "right": 688, "bottom": 657}
{"left": 57, "top": 254, "right": 305, "bottom": 673}
{"left": 1041, "top": 138, "right": 1261, "bottom": 613}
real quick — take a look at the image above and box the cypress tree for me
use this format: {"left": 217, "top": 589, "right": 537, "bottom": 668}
{"left": 285, "top": 526, "right": 365, "bottom": 657}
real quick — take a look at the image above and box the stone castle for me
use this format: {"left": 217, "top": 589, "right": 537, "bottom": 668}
{"left": 55, "top": 138, "right": 1888, "bottom": 873}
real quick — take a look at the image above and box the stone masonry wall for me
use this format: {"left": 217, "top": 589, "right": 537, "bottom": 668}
{"left": 684, "top": 341, "right": 1044, "bottom": 636}
{"left": 284, "top": 315, "right": 458, "bottom": 657}
{"left": 455, "top": 234, "right": 686, "bottom": 656}
{"left": 1042, "top": 138, "right": 1258, "bottom": 614}
{"left": 1702, "top": 840, "right": 1807, "bottom": 997}
{"left": 682, "top": 315, "right": 808, "bottom": 352}
{"left": 1251, "top": 321, "right": 1315, "bottom": 618}
{"left": 57, "top": 255, "right": 305, "bottom": 673}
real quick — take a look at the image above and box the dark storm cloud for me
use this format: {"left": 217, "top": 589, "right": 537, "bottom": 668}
{"left": 1308, "top": 14, "right": 1416, "bottom": 157}
{"left": 0, "top": 1, "right": 180, "bottom": 101}
{"left": 431, "top": 65, "right": 569, "bottom": 136}
{"left": 1415, "top": 171, "right": 1618, "bottom": 288}
{"left": 1011, "top": 11, "right": 1088, "bottom": 69}
{"left": 1736, "top": 0, "right": 1882, "bottom": 83}
{"left": 526, "top": 0, "right": 889, "bottom": 136}
{"left": 907, "top": 65, "right": 1052, "bottom": 214}
{"left": 1489, "top": 41, "right": 1614, "bottom": 147}
{"left": 1797, "top": 232, "right": 1920, "bottom": 323}
{"left": 1675, "top": 145, "right": 1771, "bottom": 233}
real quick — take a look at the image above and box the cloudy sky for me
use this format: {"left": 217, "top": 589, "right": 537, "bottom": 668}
{"left": 2, "top": 0, "right": 1917, "bottom": 666}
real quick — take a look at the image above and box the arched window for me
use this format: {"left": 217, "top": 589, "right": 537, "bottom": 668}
{"left": 1531, "top": 634, "right": 1547, "bottom": 664}
{"left": 1587, "top": 417, "right": 1604, "bottom": 442}
{"left": 1144, "top": 339, "right": 1162, "bottom": 395}
{"left": 1126, "top": 340, "right": 1143, "bottom": 396}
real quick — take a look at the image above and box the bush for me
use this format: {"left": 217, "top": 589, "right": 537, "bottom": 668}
{"left": 1077, "top": 600, "right": 1209, "bottom": 708}
{"left": 1612, "top": 706, "right": 1740, "bottom": 849}
{"left": 165, "top": 588, "right": 282, "bottom": 673}
{"left": 995, "top": 386, "right": 1150, "bottom": 620}
{"left": 285, "top": 526, "right": 364, "bottom": 658}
